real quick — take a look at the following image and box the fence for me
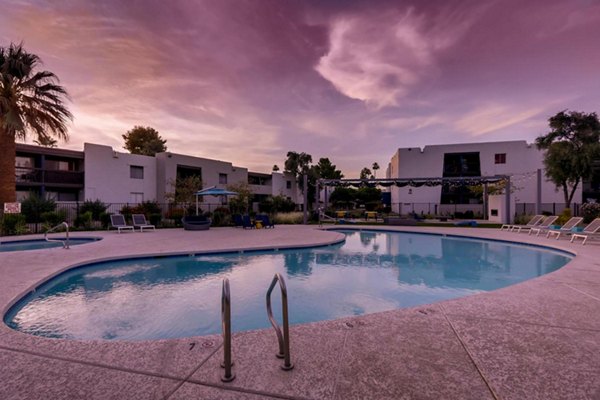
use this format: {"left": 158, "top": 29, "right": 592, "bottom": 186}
{"left": 390, "top": 203, "right": 485, "bottom": 218}
{"left": 515, "top": 203, "right": 581, "bottom": 217}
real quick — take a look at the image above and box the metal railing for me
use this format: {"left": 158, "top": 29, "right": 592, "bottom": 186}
{"left": 44, "top": 221, "right": 69, "bottom": 249}
{"left": 221, "top": 278, "right": 235, "bottom": 382}
{"left": 266, "top": 273, "right": 294, "bottom": 370}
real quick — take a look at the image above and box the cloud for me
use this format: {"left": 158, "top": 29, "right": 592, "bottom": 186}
{"left": 315, "top": 5, "right": 483, "bottom": 108}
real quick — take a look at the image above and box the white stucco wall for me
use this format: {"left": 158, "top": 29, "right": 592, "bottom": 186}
{"left": 155, "top": 152, "right": 248, "bottom": 205}
{"left": 271, "top": 172, "right": 301, "bottom": 203}
{"left": 84, "top": 143, "right": 157, "bottom": 203}
{"left": 388, "top": 141, "right": 582, "bottom": 209}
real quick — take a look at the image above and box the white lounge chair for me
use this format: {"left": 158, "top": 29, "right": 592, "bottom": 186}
{"left": 546, "top": 217, "right": 584, "bottom": 240}
{"left": 110, "top": 214, "right": 135, "bottom": 233}
{"left": 132, "top": 214, "right": 155, "bottom": 232}
{"left": 519, "top": 215, "right": 558, "bottom": 236}
{"left": 502, "top": 215, "right": 544, "bottom": 232}
{"left": 570, "top": 218, "right": 600, "bottom": 245}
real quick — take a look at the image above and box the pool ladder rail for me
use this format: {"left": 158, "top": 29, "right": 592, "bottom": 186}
{"left": 44, "top": 221, "right": 70, "bottom": 249}
{"left": 220, "top": 273, "right": 294, "bottom": 382}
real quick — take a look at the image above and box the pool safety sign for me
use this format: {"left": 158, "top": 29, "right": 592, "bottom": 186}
{"left": 3, "top": 202, "right": 21, "bottom": 214}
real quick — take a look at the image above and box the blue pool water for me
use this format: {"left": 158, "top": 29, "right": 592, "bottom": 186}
{"left": 0, "top": 237, "right": 100, "bottom": 252}
{"left": 5, "top": 230, "right": 571, "bottom": 340}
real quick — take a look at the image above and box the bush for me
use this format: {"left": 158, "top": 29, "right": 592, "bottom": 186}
{"left": 99, "top": 212, "right": 111, "bottom": 229}
{"left": 273, "top": 212, "right": 303, "bottom": 224}
{"left": 581, "top": 202, "right": 600, "bottom": 223}
{"left": 133, "top": 201, "right": 162, "bottom": 217}
{"left": 41, "top": 210, "right": 67, "bottom": 228}
{"left": 556, "top": 208, "right": 571, "bottom": 226}
{"left": 1, "top": 214, "right": 28, "bottom": 235}
{"left": 21, "top": 193, "right": 56, "bottom": 223}
{"left": 149, "top": 213, "right": 162, "bottom": 227}
{"left": 75, "top": 211, "right": 93, "bottom": 229}
{"left": 210, "top": 210, "right": 231, "bottom": 227}
{"left": 79, "top": 199, "right": 107, "bottom": 220}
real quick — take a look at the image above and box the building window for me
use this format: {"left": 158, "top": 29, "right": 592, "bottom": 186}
{"left": 130, "top": 192, "right": 144, "bottom": 203}
{"left": 219, "top": 173, "right": 228, "bottom": 184}
{"left": 130, "top": 165, "right": 144, "bottom": 179}
{"left": 494, "top": 153, "right": 506, "bottom": 164}
{"left": 286, "top": 180, "right": 292, "bottom": 189}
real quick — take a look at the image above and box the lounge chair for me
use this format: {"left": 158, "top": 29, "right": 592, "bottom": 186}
{"left": 182, "top": 215, "right": 211, "bottom": 231}
{"left": 110, "top": 214, "right": 135, "bottom": 233}
{"left": 242, "top": 215, "right": 254, "bottom": 229}
{"left": 519, "top": 215, "right": 558, "bottom": 235}
{"left": 256, "top": 214, "right": 275, "bottom": 229}
{"left": 570, "top": 218, "right": 600, "bottom": 245}
{"left": 502, "top": 215, "right": 543, "bottom": 232}
{"left": 132, "top": 214, "right": 155, "bottom": 232}
{"left": 232, "top": 214, "right": 243, "bottom": 228}
{"left": 546, "top": 217, "right": 584, "bottom": 239}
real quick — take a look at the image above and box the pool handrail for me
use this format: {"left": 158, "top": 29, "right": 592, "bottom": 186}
{"left": 266, "top": 273, "right": 294, "bottom": 371}
{"left": 44, "top": 222, "right": 69, "bottom": 249}
{"left": 221, "top": 278, "right": 235, "bottom": 382}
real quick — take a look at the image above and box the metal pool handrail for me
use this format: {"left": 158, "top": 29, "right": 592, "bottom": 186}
{"left": 221, "top": 278, "right": 235, "bottom": 382}
{"left": 266, "top": 273, "right": 294, "bottom": 371}
{"left": 44, "top": 222, "right": 69, "bottom": 249}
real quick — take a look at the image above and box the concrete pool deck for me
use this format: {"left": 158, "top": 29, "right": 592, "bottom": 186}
{"left": 0, "top": 225, "right": 598, "bottom": 399}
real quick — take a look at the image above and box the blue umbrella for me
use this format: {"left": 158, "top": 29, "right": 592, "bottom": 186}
{"left": 195, "top": 186, "right": 238, "bottom": 215}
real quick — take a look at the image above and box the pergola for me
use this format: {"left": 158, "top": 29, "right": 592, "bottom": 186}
{"left": 309, "top": 175, "right": 514, "bottom": 224}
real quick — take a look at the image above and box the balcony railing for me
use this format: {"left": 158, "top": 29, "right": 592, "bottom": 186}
{"left": 16, "top": 167, "right": 84, "bottom": 186}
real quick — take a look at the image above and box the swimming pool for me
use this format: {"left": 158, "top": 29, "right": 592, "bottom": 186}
{"left": 0, "top": 237, "right": 101, "bottom": 252}
{"left": 4, "top": 230, "right": 571, "bottom": 340}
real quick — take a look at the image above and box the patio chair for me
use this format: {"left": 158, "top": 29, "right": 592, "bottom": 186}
{"left": 256, "top": 214, "right": 275, "bottom": 229}
{"left": 232, "top": 214, "right": 243, "bottom": 228}
{"left": 519, "top": 215, "right": 558, "bottom": 235}
{"left": 110, "top": 214, "right": 135, "bottom": 233}
{"left": 242, "top": 215, "right": 254, "bottom": 229}
{"left": 546, "top": 217, "right": 584, "bottom": 240}
{"left": 132, "top": 214, "right": 155, "bottom": 232}
{"left": 570, "top": 218, "right": 600, "bottom": 245}
{"left": 502, "top": 215, "right": 543, "bottom": 232}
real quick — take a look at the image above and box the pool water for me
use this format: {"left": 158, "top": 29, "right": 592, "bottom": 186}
{"left": 0, "top": 238, "right": 100, "bottom": 252}
{"left": 4, "top": 230, "right": 571, "bottom": 340}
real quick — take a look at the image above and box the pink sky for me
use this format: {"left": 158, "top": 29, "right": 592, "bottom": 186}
{"left": 2, "top": 0, "right": 599, "bottom": 176}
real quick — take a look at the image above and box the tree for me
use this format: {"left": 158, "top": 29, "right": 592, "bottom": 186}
{"left": 284, "top": 151, "right": 313, "bottom": 192}
{"left": 164, "top": 175, "right": 202, "bottom": 213}
{"left": 0, "top": 43, "right": 72, "bottom": 205}
{"left": 313, "top": 157, "right": 344, "bottom": 180}
{"left": 535, "top": 110, "right": 600, "bottom": 208}
{"left": 34, "top": 135, "right": 58, "bottom": 148}
{"left": 372, "top": 162, "right": 380, "bottom": 178}
{"left": 122, "top": 126, "right": 167, "bottom": 156}
{"left": 360, "top": 167, "right": 373, "bottom": 180}
{"left": 272, "top": 164, "right": 280, "bottom": 172}
{"left": 226, "top": 182, "right": 253, "bottom": 214}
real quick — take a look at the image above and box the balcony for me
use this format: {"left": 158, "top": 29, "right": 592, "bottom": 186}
{"left": 16, "top": 167, "right": 84, "bottom": 186}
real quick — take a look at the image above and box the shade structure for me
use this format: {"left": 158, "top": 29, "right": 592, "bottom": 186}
{"left": 195, "top": 186, "right": 238, "bottom": 215}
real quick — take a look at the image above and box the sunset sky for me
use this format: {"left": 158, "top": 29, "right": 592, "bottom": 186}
{"left": 1, "top": 0, "right": 599, "bottom": 176}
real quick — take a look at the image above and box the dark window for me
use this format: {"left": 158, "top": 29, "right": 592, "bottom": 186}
{"left": 441, "top": 152, "right": 482, "bottom": 204}
{"left": 219, "top": 173, "right": 228, "bottom": 184}
{"left": 286, "top": 181, "right": 292, "bottom": 189}
{"left": 46, "top": 159, "right": 77, "bottom": 171}
{"left": 494, "top": 153, "right": 506, "bottom": 164}
{"left": 176, "top": 165, "right": 202, "bottom": 180}
{"left": 130, "top": 165, "right": 144, "bottom": 179}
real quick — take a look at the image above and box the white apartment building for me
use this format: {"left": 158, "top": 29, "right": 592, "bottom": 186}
{"left": 83, "top": 143, "right": 300, "bottom": 207}
{"left": 387, "top": 140, "right": 581, "bottom": 215}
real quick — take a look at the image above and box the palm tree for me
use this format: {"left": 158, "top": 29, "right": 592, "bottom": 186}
{"left": 0, "top": 43, "right": 72, "bottom": 205}
{"left": 372, "top": 162, "right": 380, "bottom": 178}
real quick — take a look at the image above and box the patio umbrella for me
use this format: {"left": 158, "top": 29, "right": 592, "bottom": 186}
{"left": 195, "top": 186, "right": 238, "bottom": 215}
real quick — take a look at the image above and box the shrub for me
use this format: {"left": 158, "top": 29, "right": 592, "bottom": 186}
{"left": 1, "top": 214, "right": 28, "bottom": 235}
{"left": 75, "top": 211, "right": 93, "bottom": 229}
{"left": 581, "top": 203, "right": 600, "bottom": 223}
{"left": 556, "top": 208, "right": 571, "bottom": 226}
{"left": 273, "top": 212, "right": 303, "bottom": 224}
{"left": 133, "top": 201, "right": 162, "bottom": 217}
{"left": 21, "top": 192, "right": 56, "bottom": 223}
{"left": 41, "top": 210, "right": 67, "bottom": 228}
{"left": 99, "top": 212, "right": 111, "bottom": 229}
{"left": 149, "top": 213, "right": 162, "bottom": 227}
{"left": 79, "top": 199, "right": 107, "bottom": 220}
{"left": 210, "top": 210, "right": 230, "bottom": 227}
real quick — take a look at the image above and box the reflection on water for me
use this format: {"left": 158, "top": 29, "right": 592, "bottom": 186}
{"left": 5, "top": 230, "right": 572, "bottom": 340}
